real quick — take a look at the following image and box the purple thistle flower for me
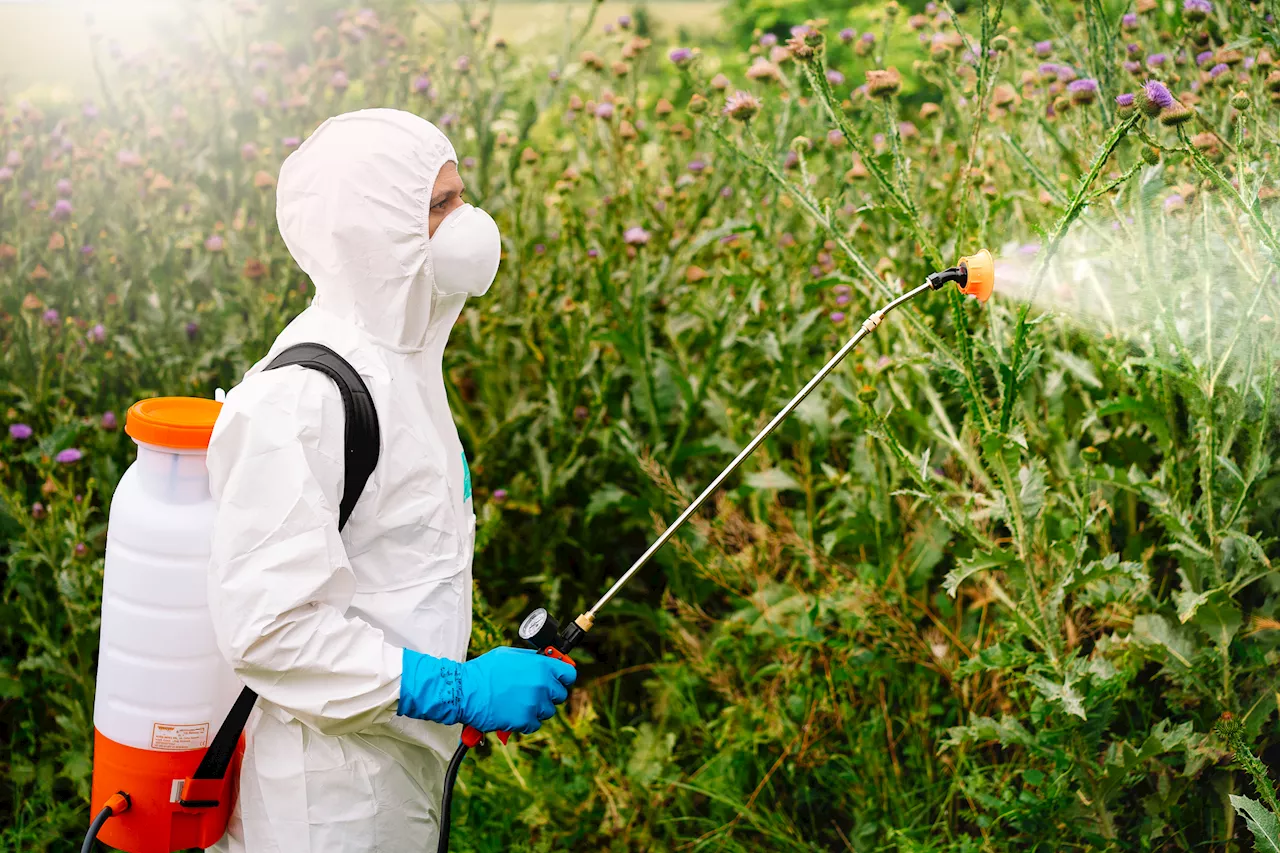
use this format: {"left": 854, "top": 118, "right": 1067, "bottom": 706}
{"left": 43, "top": 310, "right": 60, "bottom": 327}
{"left": 80, "top": 245, "right": 95, "bottom": 258}
{"left": 89, "top": 323, "right": 106, "bottom": 343}
{"left": 1147, "top": 53, "right": 1167, "bottom": 67}
{"left": 1208, "top": 63, "right": 1229, "bottom": 78}
{"left": 860, "top": 32, "right": 875, "bottom": 44}
{"left": 1035, "top": 41, "right": 1053, "bottom": 57}
{"left": 463, "top": 157, "right": 476, "bottom": 169}
{"left": 101, "top": 411, "right": 117, "bottom": 430}
{"left": 1122, "top": 12, "right": 1137, "bottom": 28}
{"left": 836, "top": 293, "right": 851, "bottom": 306}
{"left": 1127, "top": 43, "right": 1140, "bottom": 56}
{"left": 623, "top": 226, "right": 651, "bottom": 245}
{"left": 74, "top": 542, "right": 88, "bottom": 557}
{"left": 668, "top": 47, "right": 694, "bottom": 65}
{"left": 1123, "top": 60, "right": 1142, "bottom": 74}
{"left": 1183, "top": 0, "right": 1212, "bottom": 20}
{"left": 1068, "top": 78, "right": 1099, "bottom": 103}
{"left": 9, "top": 423, "right": 33, "bottom": 440}
{"left": 55, "top": 448, "right": 83, "bottom": 464}
{"left": 251, "top": 86, "right": 269, "bottom": 107}
{"left": 1142, "top": 79, "right": 1175, "bottom": 111}
{"left": 492, "top": 488, "right": 508, "bottom": 502}
{"left": 241, "top": 143, "right": 259, "bottom": 161}
{"left": 56, "top": 179, "right": 73, "bottom": 197}
{"left": 688, "top": 159, "right": 707, "bottom": 172}
{"left": 330, "top": 70, "right": 349, "bottom": 90}
{"left": 1116, "top": 92, "right": 1135, "bottom": 107}
{"left": 594, "top": 102, "right": 614, "bottom": 119}
{"left": 720, "top": 186, "right": 733, "bottom": 198}
{"left": 1164, "top": 193, "right": 1185, "bottom": 212}
{"left": 204, "top": 235, "right": 225, "bottom": 252}
{"left": 1196, "top": 50, "right": 1214, "bottom": 66}
{"left": 838, "top": 28, "right": 855, "bottom": 43}
{"left": 826, "top": 69, "right": 845, "bottom": 85}
{"left": 31, "top": 502, "right": 46, "bottom": 520}
{"left": 587, "top": 249, "right": 599, "bottom": 258}
{"left": 51, "top": 199, "right": 73, "bottom": 221}
{"left": 830, "top": 311, "right": 847, "bottom": 323}
{"left": 186, "top": 321, "right": 200, "bottom": 340}
{"left": 761, "top": 33, "right": 779, "bottom": 47}
{"left": 618, "top": 14, "right": 631, "bottom": 27}
{"left": 412, "top": 75, "right": 431, "bottom": 94}
{"left": 0, "top": 167, "right": 12, "bottom": 183}
{"left": 534, "top": 244, "right": 545, "bottom": 254}
{"left": 282, "top": 136, "right": 301, "bottom": 149}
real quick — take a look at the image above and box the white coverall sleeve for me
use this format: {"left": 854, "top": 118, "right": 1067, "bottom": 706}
{"left": 207, "top": 366, "right": 402, "bottom": 736}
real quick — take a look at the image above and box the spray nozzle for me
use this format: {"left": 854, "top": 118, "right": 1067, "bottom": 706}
{"left": 926, "top": 249, "right": 995, "bottom": 303}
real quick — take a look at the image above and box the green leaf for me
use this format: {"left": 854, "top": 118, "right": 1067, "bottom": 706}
{"left": 1192, "top": 594, "right": 1243, "bottom": 649}
{"left": 585, "top": 485, "right": 629, "bottom": 522}
{"left": 1229, "top": 795, "right": 1280, "bottom": 853}
{"left": 943, "top": 549, "right": 1016, "bottom": 598}
{"left": 1131, "top": 614, "right": 1194, "bottom": 668}
{"left": 1055, "top": 349, "right": 1102, "bottom": 388}
{"left": 1027, "top": 671, "right": 1087, "bottom": 719}
{"left": 746, "top": 468, "right": 802, "bottom": 491}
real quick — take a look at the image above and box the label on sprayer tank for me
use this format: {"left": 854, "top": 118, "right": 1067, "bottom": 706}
{"left": 151, "top": 722, "right": 210, "bottom": 751}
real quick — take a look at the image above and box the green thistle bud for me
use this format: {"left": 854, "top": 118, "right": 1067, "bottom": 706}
{"left": 1231, "top": 91, "right": 1251, "bottom": 111}
{"left": 791, "top": 135, "right": 812, "bottom": 152}
{"left": 1158, "top": 102, "right": 1194, "bottom": 126}
{"left": 858, "top": 385, "right": 878, "bottom": 403}
{"left": 1080, "top": 446, "right": 1102, "bottom": 464}
{"left": 687, "top": 93, "right": 708, "bottom": 114}
{"left": 991, "top": 35, "right": 1009, "bottom": 52}
{"left": 1141, "top": 146, "right": 1161, "bottom": 165}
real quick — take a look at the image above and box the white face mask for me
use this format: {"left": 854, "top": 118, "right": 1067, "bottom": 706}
{"left": 430, "top": 203, "right": 502, "bottom": 296}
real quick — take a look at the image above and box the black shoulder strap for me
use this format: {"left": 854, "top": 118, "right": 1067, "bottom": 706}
{"left": 262, "top": 342, "right": 381, "bottom": 529}
{"left": 182, "top": 343, "right": 380, "bottom": 802}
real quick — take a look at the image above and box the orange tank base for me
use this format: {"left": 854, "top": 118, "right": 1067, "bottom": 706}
{"left": 91, "top": 728, "right": 243, "bottom": 853}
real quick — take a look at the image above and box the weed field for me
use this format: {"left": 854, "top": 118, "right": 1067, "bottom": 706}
{"left": 2, "top": 0, "right": 1279, "bottom": 850}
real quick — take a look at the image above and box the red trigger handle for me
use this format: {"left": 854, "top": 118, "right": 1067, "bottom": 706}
{"left": 460, "top": 646, "right": 576, "bottom": 748}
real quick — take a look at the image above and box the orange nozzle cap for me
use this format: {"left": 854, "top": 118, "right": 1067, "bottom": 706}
{"left": 125, "top": 397, "right": 223, "bottom": 450}
{"left": 958, "top": 249, "right": 994, "bottom": 303}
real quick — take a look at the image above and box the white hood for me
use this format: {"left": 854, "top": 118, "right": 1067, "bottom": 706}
{"left": 276, "top": 108, "right": 458, "bottom": 351}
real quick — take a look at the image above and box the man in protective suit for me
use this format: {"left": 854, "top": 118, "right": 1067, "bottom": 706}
{"left": 206, "top": 108, "right": 576, "bottom": 852}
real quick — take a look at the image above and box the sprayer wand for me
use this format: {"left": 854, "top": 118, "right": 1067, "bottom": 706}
{"left": 434, "top": 249, "right": 995, "bottom": 853}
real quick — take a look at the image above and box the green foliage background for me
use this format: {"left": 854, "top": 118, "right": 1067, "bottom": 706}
{"left": 2, "top": 0, "right": 1280, "bottom": 850}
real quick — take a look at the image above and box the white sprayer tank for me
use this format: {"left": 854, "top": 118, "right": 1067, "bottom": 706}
{"left": 90, "top": 397, "right": 243, "bottom": 853}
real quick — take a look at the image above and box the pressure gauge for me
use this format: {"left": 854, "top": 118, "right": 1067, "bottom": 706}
{"left": 518, "top": 607, "right": 562, "bottom": 650}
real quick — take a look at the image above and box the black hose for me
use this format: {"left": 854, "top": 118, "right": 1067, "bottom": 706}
{"left": 81, "top": 806, "right": 113, "bottom": 853}
{"left": 436, "top": 741, "right": 471, "bottom": 853}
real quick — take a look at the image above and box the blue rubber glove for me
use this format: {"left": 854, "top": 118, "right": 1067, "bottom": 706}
{"left": 397, "top": 647, "right": 577, "bottom": 734}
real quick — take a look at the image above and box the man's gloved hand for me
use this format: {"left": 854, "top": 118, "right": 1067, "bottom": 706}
{"left": 398, "top": 647, "right": 577, "bottom": 734}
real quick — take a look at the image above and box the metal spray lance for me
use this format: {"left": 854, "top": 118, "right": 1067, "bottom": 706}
{"left": 434, "top": 249, "right": 996, "bottom": 853}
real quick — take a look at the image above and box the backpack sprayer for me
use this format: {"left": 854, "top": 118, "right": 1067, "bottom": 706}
{"left": 435, "top": 249, "right": 995, "bottom": 852}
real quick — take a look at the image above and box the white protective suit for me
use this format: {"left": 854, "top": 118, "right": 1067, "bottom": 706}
{"left": 206, "top": 109, "right": 479, "bottom": 853}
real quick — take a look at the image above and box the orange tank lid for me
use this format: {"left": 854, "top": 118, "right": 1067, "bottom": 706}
{"left": 125, "top": 397, "right": 223, "bottom": 450}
